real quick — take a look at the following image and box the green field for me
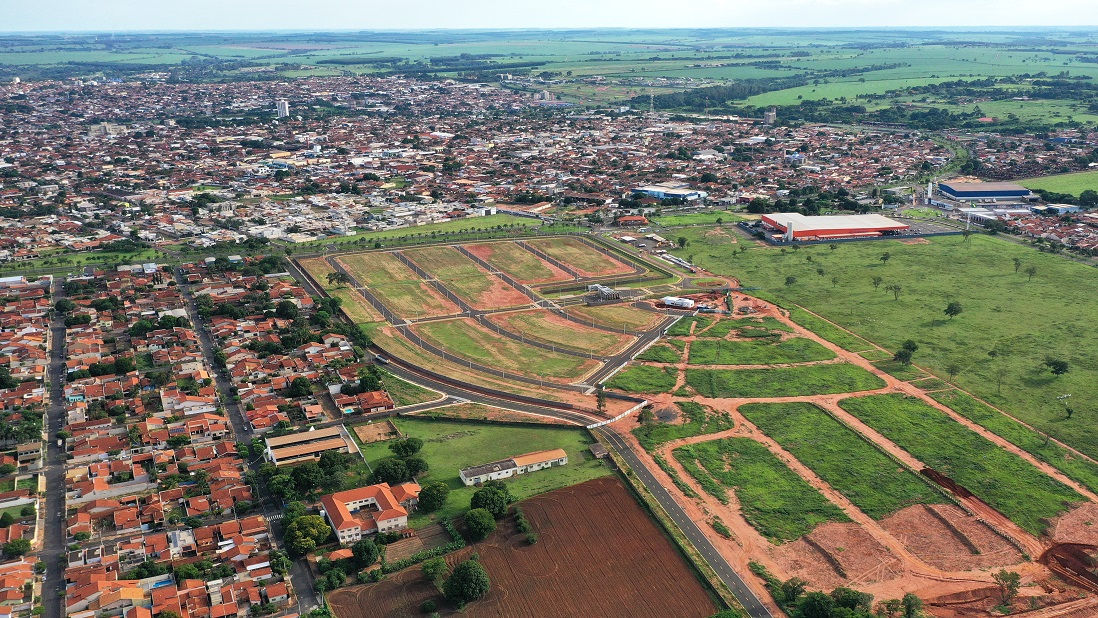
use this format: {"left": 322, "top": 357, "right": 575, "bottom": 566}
{"left": 636, "top": 343, "right": 683, "bottom": 363}
{"left": 411, "top": 318, "right": 597, "bottom": 381}
{"left": 839, "top": 394, "right": 1081, "bottom": 535}
{"left": 297, "top": 214, "right": 538, "bottom": 248}
{"left": 740, "top": 402, "right": 946, "bottom": 519}
{"left": 403, "top": 245, "right": 527, "bottom": 309}
{"left": 606, "top": 365, "right": 678, "bottom": 394}
{"left": 633, "top": 401, "right": 735, "bottom": 451}
{"left": 667, "top": 316, "right": 712, "bottom": 336}
{"left": 465, "top": 241, "right": 570, "bottom": 284}
{"left": 652, "top": 211, "right": 744, "bottom": 226}
{"left": 674, "top": 437, "right": 849, "bottom": 543}
{"left": 297, "top": 257, "right": 383, "bottom": 324}
{"left": 527, "top": 236, "right": 633, "bottom": 277}
{"left": 380, "top": 369, "right": 441, "bottom": 407}
{"left": 672, "top": 229, "right": 1098, "bottom": 462}
{"left": 1020, "top": 170, "right": 1098, "bottom": 197}
{"left": 688, "top": 337, "right": 836, "bottom": 365}
{"left": 701, "top": 317, "right": 794, "bottom": 339}
{"left": 486, "top": 309, "right": 634, "bottom": 356}
{"left": 353, "top": 418, "right": 611, "bottom": 526}
{"left": 338, "top": 252, "right": 459, "bottom": 320}
{"left": 684, "top": 364, "right": 885, "bottom": 398}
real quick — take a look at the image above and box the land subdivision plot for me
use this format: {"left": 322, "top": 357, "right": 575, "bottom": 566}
{"left": 327, "top": 477, "right": 718, "bottom": 618}
{"left": 403, "top": 245, "right": 531, "bottom": 310}
{"left": 687, "top": 337, "right": 838, "bottom": 365}
{"left": 337, "top": 252, "right": 460, "bottom": 319}
{"left": 298, "top": 256, "right": 385, "bottom": 323}
{"left": 563, "top": 303, "right": 666, "bottom": 332}
{"left": 352, "top": 419, "right": 402, "bottom": 445}
{"left": 485, "top": 308, "right": 636, "bottom": 356}
{"left": 527, "top": 236, "right": 635, "bottom": 277}
{"left": 406, "top": 402, "right": 577, "bottom": 426}
{"left": 464, "top": 241, "right": 573, "bottom": 284}
{"left": 409, "top": 317, "right": 600, "bottom": 383}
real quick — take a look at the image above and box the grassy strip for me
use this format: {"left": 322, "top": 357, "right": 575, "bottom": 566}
{"left": 607, "top": 365, "right": 677, "bottom": 393}
{"left": 740, "top": 402, "right": 947, "bottom": 519}
{"left": 674, "top": 437, "right": 849, "bottom": 543}
{"left": 653, "top": 452, "right": 701, "bottom": 499}
{"left": 633, "top": 401, "right": 735, "bottom": 451}
{"left": 686, "top": 364, "right": 885, "bottom": 398}
{"left": 839, "top": 393, "right": 1081, "bottom": 535}
{"left": 872, "top": 359, "right": 929, "bottom": 381}
{"left": 688, "top": 337, "right": 836, "bottom": 365}
{"left": 931, "top": 390, "right": 1098, "bottom": 496}
{"left": 380, "top": 369, "right": 441, "bottom": 407}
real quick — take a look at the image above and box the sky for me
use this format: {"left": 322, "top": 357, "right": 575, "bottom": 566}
{"left": 2, "top": 0, "right": 1097, "bottom": 31}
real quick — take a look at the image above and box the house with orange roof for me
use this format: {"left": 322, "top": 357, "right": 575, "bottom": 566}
{"left": 320, "top": 482, "right": 420, "bottom": 544}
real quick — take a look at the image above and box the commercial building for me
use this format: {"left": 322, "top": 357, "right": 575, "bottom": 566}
{"left": 275, "top": 99, "right": 290, "bottom": 119}
{"left": 760, "top": 212, "right": 909, "bottom": 240}
{"left": 937, "top": 181, "right": 1031, "bottom": 201}
{"left": 264, "top": 426, "right": 356, "bottom": 467}
{"left": 632, "top": 183, "right": 708, "bottom": 202}
{"left": 320, "top": 482, "right": 421, "bottom": 543}
{"left": 458, "top": 449, "right": 568, "bottom": 486}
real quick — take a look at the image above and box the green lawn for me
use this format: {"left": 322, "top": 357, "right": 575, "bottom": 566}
{"left": 633, "top": 401, "right": 735, "bottom": 451}
{"left": 353, "top": 418, "right": 611, "bottom": 526}
{"left": 1019, "top": 170, "right": 1098, "bottom": 197}
{"left": 688, "top": 337, "right": 836, "bottom": 365}
{"left": 739, "top": 402, "right": 946, "bottom": 519}
{"left": 685, "top": 364, "right": 885, "bottom": 398}
{"left": 839, "top": 394, "right": 1081, "bottom": 535}
{"left": 674, "top": 437, "right": 849, "bottom": 543}
{"left": 606, "top": 365, "right": 677, "bottom": 394}
{"left": 671, "top": 229, "right": 1098, "bottom": 462}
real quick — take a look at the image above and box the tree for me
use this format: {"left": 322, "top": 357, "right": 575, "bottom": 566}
{"left": 444, "top": 559, "right": 490, "bottom": 608}
{"left": 388, "top": 438, "right": 423, "bottom": 458}
{"left": 326, "top": 271, "right": 352, "bottom": 287}
{"left": 0, "top": 512, "right": 13, "bottom": 528}
{"left": 1024, "top": 265, "right": 1037, "bottom": 282}
{"left": 944, "top": 301, "right": 963, "bottom": 320}
{"left": 901, "top": 593, "right": 924, "bottom": 618}
{"left": 1044, "top": 357, "right": 1070, "bottom": 376}
{"left": 351, "top": 538, "right": 379, "bottom": 567}
{"left": 993, "top": 570, "right": 1021, "bottom": 606}
{"left": 54, "top": 298, "right": 76, "bottom": 313}
{"left": 884, "top": 283, "right": 902, "bottom": 300}
{"left": 902, "top": 340, "right": 918, "bottom": 353}
{"left": 286, "top": 376, "right": 312, "bottom": 398}
{"left": 418, "top": 482, "right": 450, "bottom": 512}
{"left": 830, "top": 587, "right": 873, "bottom": 613}
{"left": 946, "top": 361, "right": 962, "bottom": 382}
{"left": 284, "top": 515, "right": 331, "bottom": 557}
{"left": 830, "top": 276, "right": 839, "bottom": 287}
{"left": 372, "top": 458, "right": 409, "bottom": 485}
{"left": 1012, "top": 257, "right": 1022, "bottom": 273}
{"left": 422, "top": 556, "right": 448, "bottom": 589}
{"left": 2, "top": 538, "right": 30, "bottom": 557}
{"left": 677, "top": 236, "right": 688, "bottom": 249}
{"left": 404, "top": 456, "right": 429, "bottom": 478}
{"left": 291, "top": 462, "right": 325, "bottom": 495}
{"left": 893, "top": 348, "right": 913, "bottom": 365}
{"left": 871, "top": 276, "right": 883, "bottom": 290}
{"left": 471, "top": 487, "right": 509, "bottom": 519}
{"left": 275, "top": 300, "right": 299, "bottom": 319}
{"left": 879, "top": 251, "right": 891, "bottom": 264}
{"left": 795, "top": 591, "right": 835, "bottom": 617}
{"left": 464, "top": 508, "right": 496, "bottom": 541}
{"left": 962, "top": 228, "right": 973, "bottom": 242}
{"left": 784, "top": 275, "right": 797, "bottom": 286}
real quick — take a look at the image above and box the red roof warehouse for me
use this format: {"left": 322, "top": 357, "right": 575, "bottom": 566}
{"left": 760, "top": 213, "right": 910, "bottom": 240}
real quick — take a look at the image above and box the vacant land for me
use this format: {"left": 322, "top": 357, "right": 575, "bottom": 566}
{"left": 299, "top": 213, "right": 538, "bottom": 248}
{"left": 667, "top": 315, "right": 712, "bottom": 336}
{"left": 674, "top": 437, "right": 849, "bottom": 543}
{"left": 403, "top": 246, "right": 530, "bottom": 309}
{"left": 485, "top": 309, "right": 635, "bottom": 355}
{"left": 328, "top": 477, "right": 717, "bottom": 618}
{"left": 633, "top": 401, "right": 735, "bottom": 450}
{"left": 684, "top": 364, "right": 885, "bottom": 398}
{"left": 298, "top": 257, "right": 383, "bottom": 324}
{"left": 464, "top": 241, "right": 572, "bottom": 284}
{"left": 380, "top": 369, "right": 440, "bottom": 407}
{"left": 701, "top": 316, "right": 793, "bottom": 339}
{"left": 407, "top": 402, "right": 574, "bottom": 426}
{"left": 687, "top": 337, "right": 836, "bottom": 365}
{"left": 527, "top": 236, "right": 634, "bottom": 277}
{"left": 606, "top": 365, "right": 677, "bottom": 394}
{"left": 1020, "top": 170, "right": 1098, "bottom": 196}
{"left": 740, "top": 402, "right": 946, "bottom": 519}
{"left": 354, "top": 418, "right": 610, "bottom": 525}
{"left": 564, "top": 303, "right": 665, "bottom": 331}
{"left": 652, "top": 211, "right": 744, "bottom": 226}
{"left": 338, "top": 253, "right": 459, "bottom": 319}
{"left": 411, "top": 318, "right": 598, "bottom": 381}
{"left": 636, "top": 342, "right": 682, "bottom": 363}
{"left": 672, "top": 229, "right": 1098, "bottom": 462}
{"left": 839, "top": 394, "right": 1081, "bottom": 535}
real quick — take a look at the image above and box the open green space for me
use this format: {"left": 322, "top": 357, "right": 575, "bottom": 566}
{"left": 652, "top": 211, "right": 744, "bottom": 226}
{"left": 636, "top": 343, "right": 683, "bottom": 363}
{"left": 412, "top": 318, "right": 597, "bottom": 381}
{"left": 839, "top": 394, "right": 1081, "bottom": 535}
{"left": 353, "top": 418, "right": 610, "bottom": 526}
{"left": 674, "top": 437, "right": 849, "bottom": 543}
{"left": 297, "top": 214, "right": 538, "bottom": 248}
{"left": 1020, "top": 170, "right": 1098, "bottom": 197}
{"left": 688, "top": 337, "right": 836, "bottom": 365}
{"left": 487, "top": 309, "right": 633, "bottom": 356}
{"left": 872, "top": 359, "right": 930, "bottom": 382}
{"left": 633, "top": 401, "right": 734, "bottom": 451}
{"left": 701, "top": 317, "right": 794, "bottom": 339}
{"left": 667, "top": 316, "right": 712, "bottom": 336}
{"left": 606, "top": 365, "right": 677, "bottom": 394}
{"left": 380, "top": 370, "right": 441, "bottom": 407}
{"left": 338, "top": 252, "right": 458, "bottom": 320}
{"left": 684, "top": 364, "right": 885, "bottom": 398}
{"left": 740, "top": 402, "right": 946, "bottom": 519}
{"left": 404, "top": 245, "right": 526, "bottom": 308}
{"left": 930, "top": 390, "right": 1098, "bottom": 496}
{"left": 671, "top": 228, "right": 1098, "bottom": 463}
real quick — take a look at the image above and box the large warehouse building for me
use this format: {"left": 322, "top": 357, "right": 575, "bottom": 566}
{"left": 937, "top": 181, "right": 1032, "bottom": 201}
{"left": 760, "top": 213, "right": 910, "bottom": 240}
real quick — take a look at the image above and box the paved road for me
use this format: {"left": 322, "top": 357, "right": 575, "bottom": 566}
{"left": 595, "top": 426, "right": 775, "bottom": 618}
{"left": 175, "top": 271, "right": 319, "bottom": 614}
{"left": 41, "top": 280, "right": 67, "bottom": 618}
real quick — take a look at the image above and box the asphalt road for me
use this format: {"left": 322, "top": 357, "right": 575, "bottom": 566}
{"left": 41, "top": 280, "right": 67, "bottom": 618}
{"left": 595, "top": 426, "right": 775, "bottom": 618}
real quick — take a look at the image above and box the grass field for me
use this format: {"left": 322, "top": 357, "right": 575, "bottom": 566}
{"left": 701, "top": 317, "right": 794, "bottom": 339}
{"left": 403, "top": 245, "right": 529, "bottom": 309}
{"left": 674, "top": 437, "right": 849, "bottom": 543}
{"left": 605, "top": 365, "right": 678, "bottom": 394}
{"left": 380, "top": 369, "right": 441, "bottom": 407}
{"left": 667, "top": 316, "right": 712, "bottom": 336}
{"left": 297, "top": 257, "right": 384, "bottom": 324}
{"left": 411, "top": 318, "right": 598, "bottom": 381}
{"left": 338, "top": 253, "right": 459, "bottom": 320}
{"left": 684, "top": 364, "right": 885, "bottom": 398}
{"left": 1020, "top": 170, "right": 1098, "bottom": 196}
{"left": 633, "top": 401, "right": 735, "bottom": 451}
{"left": 740, "top": 402, "right": 946, "bottom": 519}
{"left": 353, "top": 418, "right": 610, "bottom": 526}
{"left": 652, "top": 211, "right": 745, "bottom": 226}
{"left": 297, "top": 214, "right": 538, "bottom": 248}
{"left": 486, "top": 309, "right": 634, "bottom": 356}
{"left": 636, "top": 343, "right": 683, "bottom": 363}
{"left": 527, "top": 236, "right": 633, "bottom": 277}
{"left": 687, "top": 337, "right": 836, "bottom": 365}
{"left": 564, "top": 303, "right": 665, "bottom": 331}
{"left": 672, "top": 229, "right": 1098, "bottom": 462}
{"left": 839, "top": 394, "right": 1081, "bottom": 535}
{"left": 465, "top": 241, "right": 572, "bottom": 284}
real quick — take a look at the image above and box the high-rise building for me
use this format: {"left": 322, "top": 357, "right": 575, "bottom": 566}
{"left": 275, "top": 99, "right": 290, "bottom": 118}
{"left": 763, "top": 107, "right": 778, "bottom": 125}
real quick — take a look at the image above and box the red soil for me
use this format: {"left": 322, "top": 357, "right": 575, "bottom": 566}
{"left": 464, "top": 242, "right": 572, "bottom": 284}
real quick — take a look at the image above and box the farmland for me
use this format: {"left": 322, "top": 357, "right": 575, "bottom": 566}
{"left": 526, "top": 237, "right": 634, "bottom": 277}
{"left": 410, "top": 318, "right": 599, "bottom": 381}
{"left": 327, "top": 477, "right": 718, "bottom": 618}
{"left": 403, "top": 246, "right": 530, "bottom": 309}
{"left": 485, "top": 309, "right": 635, "bottom": 356}
{"left": 674, "top": 437, "right": 849, "bottom": 543}
{"left": 463, "top": 241, "right": 572, "bottom": 284}
{"left": 687, "top": 337, "right": 836, "bottom": 365}
{"left": 739, "top": 402, "right": 946, "bottom": 519}
{"left": 671, "top": 228, "right": 1098, "bottom": 462}
{"left": 683, "top": 364, "right": 885, "bottom": 398}
{"left": 839, "top": 394, "right": 1082, "bottom": 535}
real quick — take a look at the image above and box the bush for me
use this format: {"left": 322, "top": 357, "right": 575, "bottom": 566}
{"left": 525, "top": 532, "right": 539, "bottom": 545}
{"left": 420, "top": 599, "right": 437, "bottom": 613}
{"left": 514, "top": 507, "right": 532, "bottom": 534}
{"left": 464, "top": 508, "right": 496, "bottom": 542}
